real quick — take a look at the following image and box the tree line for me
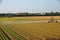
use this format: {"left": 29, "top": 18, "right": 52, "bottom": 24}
{"left": 0, "top": 12, "right": 60, "bottom": 17}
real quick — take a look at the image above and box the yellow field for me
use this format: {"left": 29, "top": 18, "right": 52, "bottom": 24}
{"left": 0, "top": 16, "right": 60, "bottom": 21}
{"left": 0, "top": 16, "right": 60, "bottom": 40}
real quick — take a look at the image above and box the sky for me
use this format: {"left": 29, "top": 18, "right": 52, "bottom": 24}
{"left": 0, "top": 0, "right": 60, "bottom": 13}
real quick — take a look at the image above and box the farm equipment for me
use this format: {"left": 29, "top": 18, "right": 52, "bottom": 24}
{"left": 48, "top": 17, "right": 58, "bottom": 23}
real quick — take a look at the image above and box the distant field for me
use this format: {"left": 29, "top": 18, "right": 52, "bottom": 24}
{"left": 0, "top": 16, "right": 60, "bottom": 21}
{"left": 0, "top": 16, "right": 60, "bottom": 40}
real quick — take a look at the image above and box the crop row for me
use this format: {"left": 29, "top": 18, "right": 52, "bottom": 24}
{"left": 0, "top": 28, "right": 10, "bottom": 40}
{"left": 0, "top": 23, "right": 26, "bottom": 40}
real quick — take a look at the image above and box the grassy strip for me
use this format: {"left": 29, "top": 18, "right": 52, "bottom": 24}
{"left": 0, "top": 28, "right": 9, "bottom": 40}
{"left": 0, "top": 29, "right": 3, "bottom": 40}
{"left": 0, "top": 23, "right": 26, "bottom": 40}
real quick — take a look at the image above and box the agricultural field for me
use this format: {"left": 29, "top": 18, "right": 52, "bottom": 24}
{"left": 0, "top": 16, "right": 60, "bottom": 40}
